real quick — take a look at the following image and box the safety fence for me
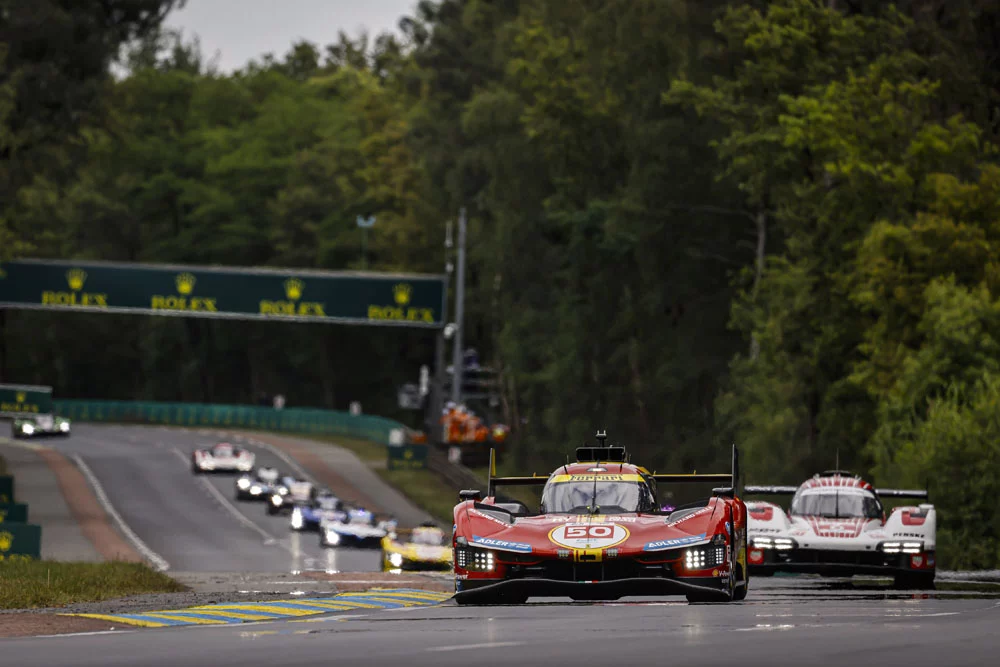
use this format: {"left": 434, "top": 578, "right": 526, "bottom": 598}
{"left": 53, "top": 399, "right": 407, "bottom": 446}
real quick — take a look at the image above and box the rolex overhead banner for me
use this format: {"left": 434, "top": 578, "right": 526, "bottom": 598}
{"left": 0, "top": 260, "right": 446, "bottom": 328}
{"left": 0, "top": 384, "right": 53, "bottom": 418}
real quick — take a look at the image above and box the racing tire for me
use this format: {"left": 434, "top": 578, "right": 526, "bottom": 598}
{"left": 191, "top": 464, "right": 204, "bottom": 475}
{"left": 893, "top": 571, "right": 935, "bottom": 591}
{"left": 733, "top": 562, "right": 749, "bottom": 602}
{"left": 267, "top": 503, "right": 279, "bottom": 516}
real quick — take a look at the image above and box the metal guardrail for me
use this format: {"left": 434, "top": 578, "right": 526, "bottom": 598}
{"left": 53, "top": 399, "right": 407, "bottom": 446}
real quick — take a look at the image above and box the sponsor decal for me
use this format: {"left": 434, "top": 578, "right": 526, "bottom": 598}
{"left": 41, "top": 268, "right": 109, "bottom": 309}
{"left": 643, "top": 533, "right": 708, "bottom": 552}
{"left": 752, "top": 528, "right": 782, "bottom": 534}
{"left": 471, "top": 509, "right": 511, "bottom": 527}
{"left": 549, "top": 473, "right": 644, "bottom": 483}
{"left": 749, "top": 548, "right": 764, "bottom": 564}
{"left": 0, "top": 390, "right": 41, "bottom": 414}
{"left": 806, "top": 517, "right": 867, "bottom": 539}
{"left": 471, "top": 535, "right": 532, "bottom": 553}
{"left": 260, "top": 277, "right": 328, "bottom": 317}
{"left": 0, "top": 531, "right": 12, "bottom": 552}
{"left": 549, "top": 524, "right": 630, "bottom": 550}
{"left": 151, "top": 273, "right": 218, "bottom": 312}
{"left": 891, "top": 532, "right": 924, "bottom": 538}
{"left": 367, "top": 283, "right": 435, "bottom": 324}
{"left": 665, "top": 507, "right": 712, "bottom": 526}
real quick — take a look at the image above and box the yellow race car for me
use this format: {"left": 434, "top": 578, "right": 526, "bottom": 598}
{"left": 382, "top": 523, "right": 453, "bottom": 572}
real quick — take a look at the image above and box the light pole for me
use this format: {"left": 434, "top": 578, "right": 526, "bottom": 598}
{"left": 450, "top": 208, "right": 467, "bottom": 405}
{"left": 356, "top": 215, "right": 376, "bottom": 269}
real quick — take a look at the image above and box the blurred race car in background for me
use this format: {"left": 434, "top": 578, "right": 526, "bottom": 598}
{"left": 11, "top": 413, "right": 71, "bottom": 439}
{"left": 192, "top": 442, "right": 255, "bottom": 474}
{"left": 382, "top": 523, "right": 452, "bottom": 571}
{"left": 268, "top": 477, "right": 315, "bottom": 515}
{"left": 291, "top": 491, "right": 345, "bottom": 532}
{"left": 235, "top": 466, "right": 282, "bottom": 501}
{"left": 320, "top": 507, "right": 396, "bottom": 548}
{"left": 745, "top": 471, "right": 936, "bottom": 588}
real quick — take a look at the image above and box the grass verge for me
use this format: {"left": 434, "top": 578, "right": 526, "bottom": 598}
{"left": 0, "top": 561, "right": 185, "bottom": 610}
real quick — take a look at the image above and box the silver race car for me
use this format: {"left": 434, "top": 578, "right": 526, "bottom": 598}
{"left": 235, "top": 466, "right": 282, "bottom": 501}
{"left": 191, "top": 442, "right": 255, "bottom": 474}
{"left": 746, "top": 470, "right": 936, "bottom": 588}
{"left": 11, "top": 413, "right": 71, "bottom": 438}
{"left": 320, "top": 506, "right": 396, "bottom": 548}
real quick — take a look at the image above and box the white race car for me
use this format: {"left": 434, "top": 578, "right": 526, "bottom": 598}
{"left": 320, "top": 507, "right": 396, "bottom": 548}
{"left": 191, "top": 442, "right": 255, "bottom": 474}
{"left": 746, "top": 471, "right": 936, "bottom": 588}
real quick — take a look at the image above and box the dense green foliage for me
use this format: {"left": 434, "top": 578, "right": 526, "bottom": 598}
{"left": 3, "top": 0, "right": 1000, "bottom": 566}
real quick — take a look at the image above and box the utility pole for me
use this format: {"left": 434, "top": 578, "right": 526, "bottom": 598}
{"left": 356, "top": 215, "right": 376, "bottom": 270}
{"left": 450, "top": 208, "right": 467, "bottom": 405}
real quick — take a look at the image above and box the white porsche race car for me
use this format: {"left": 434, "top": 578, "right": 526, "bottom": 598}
{"left": 746, "top": 470, "right": 936, "bottom": 588}
{"left": 191, "top": 442, "right": 255, "bottom": 474}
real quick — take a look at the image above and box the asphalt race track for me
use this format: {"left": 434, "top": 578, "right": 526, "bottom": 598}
{"left": 49, "top": 423, "right": 385, "bottom": 573}
{"left": 5, "top": 579, "right": 999, "bottom": 667}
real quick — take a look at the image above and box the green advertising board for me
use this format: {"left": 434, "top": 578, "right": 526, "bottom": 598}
{"left": 0, "top": 523, "right": 42, "bottom": 561}
{"left": 0, "top": 503, "right": 28, "bottom": 524}
{"left": 0, "top": 384, "right": 53, "bottom": 418}
{"left": 0, "top": 259, "right": 447, "bottom": 328}
{"left": 0, "top": 475, "right": 13, "bottom": 504}
{"left": 387, "top": 444, "right": 429, "bottom": 470}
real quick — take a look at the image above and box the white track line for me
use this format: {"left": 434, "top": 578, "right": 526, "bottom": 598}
{"left": 169, "top": 447, "right": 281, "bottom": 545}
{"left": 71, "top": 453, "right": 171, "bottom": 572}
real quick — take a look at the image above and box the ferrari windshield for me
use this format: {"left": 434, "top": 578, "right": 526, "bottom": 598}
{"left": 791, "top": 491, "right": 882, "bottom": 519}
{"left": 541, "top": 478, "right": 654, "bottom": 514}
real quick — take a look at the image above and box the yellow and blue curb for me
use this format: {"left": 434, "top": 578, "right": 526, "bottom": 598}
{"left": 65, "top": 588, "right": 451, "bottom": 628}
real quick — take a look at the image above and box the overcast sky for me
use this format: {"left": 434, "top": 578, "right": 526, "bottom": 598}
{"left": 165, "top": 0, "right": 419, "bottom": 72}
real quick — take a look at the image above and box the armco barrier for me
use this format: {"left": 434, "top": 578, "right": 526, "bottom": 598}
{"left": 53, "top": 400, "right": 407, "bottom": 446}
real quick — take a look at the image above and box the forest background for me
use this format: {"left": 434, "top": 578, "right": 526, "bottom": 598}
{"left": 3, "top": 0, "right": 999, "bottom": 567}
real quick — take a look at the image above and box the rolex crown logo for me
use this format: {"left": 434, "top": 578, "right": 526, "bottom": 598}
{"left": 66, "top": 268, "right": 87, "bottom": 291}
{"left": 284, "top": 278, "right": 304, "bottom": 301}
{"left": 393, "top": 283, "right": 412, "bottom": 306}
{"left": 176, "top": 272, "right": 196, "bottom": 295}
{"left": 16, "top": 392, "right": 26, "bottom": 403}
{"left": 0, "top": 531, "right": 12, "bottom": 552}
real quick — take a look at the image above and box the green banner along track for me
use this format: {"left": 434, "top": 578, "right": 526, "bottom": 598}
{"left": 0, "top": 259, "right": 446, "bottom": 328}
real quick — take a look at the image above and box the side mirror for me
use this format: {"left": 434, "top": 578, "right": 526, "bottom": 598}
{"left": 459, "top": 489, "right": 482, "bottom": 501}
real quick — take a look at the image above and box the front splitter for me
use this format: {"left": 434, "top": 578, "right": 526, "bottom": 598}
{"left": 453, "top": 576, "right": 734, "bottom": 604}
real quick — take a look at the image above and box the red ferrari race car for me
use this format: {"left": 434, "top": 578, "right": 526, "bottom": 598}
{"left": 452, "top": 432, "right": 748, "bottom": 604}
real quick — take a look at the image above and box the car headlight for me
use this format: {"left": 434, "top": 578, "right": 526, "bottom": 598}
{"left": 388, "top": 552, "right": 404, "bottom": 567}
{"left": 751, "top": 537, "right": 797, "bottom": 550}
{"left": 880, "top": 540, "right": 923, "bottom": 554}
{"left": 291, "top": 509, "right": 304, "bottom": 529}
{"left": 684, "top": 545, "right": 727, "bottom": 570}
{"left": 455, "top": 547, "right": 494, "bottom": 572}
{"left": 325, "top": 530, "right": 341, "bottom": 546}
{"left": 276, "top": 486, "right": 289, "bottom": 495}
{"left": 249, "top": 485, "right": 262, "bottom": 495}
{"left": 22, "top": 424, "right": 35, "bottom": 435}
{"left": 237, "top": 478, "right": 252, "bottom": 490}
{"left": 271, "top": 494, "right": 283, "bottom": 506}
{"left": 59, "top": 422, "right": 70, "bottom": 432}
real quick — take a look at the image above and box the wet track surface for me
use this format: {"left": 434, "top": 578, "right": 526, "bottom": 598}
{"left": 50, "top": 424, "right": 382, "bottom": 573}
{"left": 5, "top": 578, "right": 1000, "bottom": 666}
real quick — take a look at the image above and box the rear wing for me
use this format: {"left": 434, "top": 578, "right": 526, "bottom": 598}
{"left": 652, "top": 444, "right": 742, "bottom": 497}
{"left": 481, "top": 445, "right": 743, "bottom": 499}
{"left": 875, "top": 488, "right": 929, "bottom": 500}
{"left": 486, "top": 449, "right": 547, "bottom": 498}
